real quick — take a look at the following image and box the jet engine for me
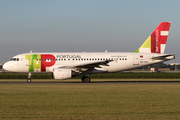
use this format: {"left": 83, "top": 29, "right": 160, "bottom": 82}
{"left": 52, "top": 68, "right": 79, "bottom": 80}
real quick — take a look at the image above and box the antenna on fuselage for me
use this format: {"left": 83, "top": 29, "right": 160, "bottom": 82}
{"left": 105, "top": 50, "right": 108, "bottom": 53}
{"left": 30, "top": 50, "right": 32, "bottom": 53}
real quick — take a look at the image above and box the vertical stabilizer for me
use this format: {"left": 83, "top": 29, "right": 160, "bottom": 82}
{"left": 134, "top": 22, "right": 171, "bottom": 53}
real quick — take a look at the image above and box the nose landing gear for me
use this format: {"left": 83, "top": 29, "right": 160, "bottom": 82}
{"left": 27, "top": 73, "right": 31, "bottom": 83}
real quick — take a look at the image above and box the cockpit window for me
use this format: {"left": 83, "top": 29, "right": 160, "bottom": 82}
{"left": 10, "top": 58, "right": 19, "bottom": 61}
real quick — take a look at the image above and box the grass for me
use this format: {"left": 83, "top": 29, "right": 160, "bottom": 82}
{"left": 1, "top": 83, "right": 180, "bottom": 119}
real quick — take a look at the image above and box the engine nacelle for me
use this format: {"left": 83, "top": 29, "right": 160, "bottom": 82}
{"left": 53, "top": 68, "right": 72, "bottom": 80}
{"left": 52, "top": 68, "right": 80, "bottom": 80}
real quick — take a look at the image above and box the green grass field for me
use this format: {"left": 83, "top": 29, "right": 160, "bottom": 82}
{"left": 1, "top": 83, "right": 180, "bottom": 120}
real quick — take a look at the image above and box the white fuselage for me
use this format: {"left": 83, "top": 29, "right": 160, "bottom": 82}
{"left": 3, "top": 52, "right": 172, "bottom": 74}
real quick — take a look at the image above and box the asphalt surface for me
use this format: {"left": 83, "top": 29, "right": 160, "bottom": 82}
{"left": 1, "top": 81, "right": 180, "bottom": 85}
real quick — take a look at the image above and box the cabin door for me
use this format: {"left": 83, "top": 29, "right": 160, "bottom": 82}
{"left": 133, "top": 55, "right": 139, "bottom": 65}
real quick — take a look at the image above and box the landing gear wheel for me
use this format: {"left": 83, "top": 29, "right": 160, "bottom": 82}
{"left": 84, "top": 77, "right": 91, "bottom": 83}
{"left": 81, "top": 77, "right": 91, "bottom": 83}
{"left": 27, "top": 78, "right": 31, "bottom": 83}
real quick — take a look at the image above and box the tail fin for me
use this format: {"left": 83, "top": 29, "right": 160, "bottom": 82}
{"left": 134, "top": 22, "right": 171, "bottom": 53}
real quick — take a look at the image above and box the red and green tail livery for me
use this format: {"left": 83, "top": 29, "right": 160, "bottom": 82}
{"left": 134, "top": 22, "right": 171, "bottom": 53}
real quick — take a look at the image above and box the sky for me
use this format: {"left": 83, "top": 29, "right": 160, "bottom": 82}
{"left": 0, "top": 0, "right": 180, "bottom": 64}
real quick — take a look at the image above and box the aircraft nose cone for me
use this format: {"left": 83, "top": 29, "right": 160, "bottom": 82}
{"left": 3, "top": 62, "right": 16, "bottom": 72}
{"left": 3, "top": 62, "right": 19, "bottom": 72}
{"left": 3, "top": 62, "right": 10, "bottom": 71}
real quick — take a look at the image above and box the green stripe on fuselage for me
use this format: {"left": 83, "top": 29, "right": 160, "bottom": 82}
{"left": 25, "top": 54, "right": 41, "bottom": 72}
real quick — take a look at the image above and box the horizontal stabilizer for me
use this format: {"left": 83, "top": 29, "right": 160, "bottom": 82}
{"left": 151, "top": 54, "right": 175, "bottom": 60}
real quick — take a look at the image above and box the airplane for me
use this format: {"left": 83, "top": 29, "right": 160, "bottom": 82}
{"left": 3, "top": 22, "right": 175, "bottom": 83}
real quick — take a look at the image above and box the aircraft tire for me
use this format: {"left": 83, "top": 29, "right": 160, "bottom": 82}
{"left": 81, "top": 77, "right": 91, "bottom": 83}
{"left": 27, "top": 78, "right": 31, "bottom": 83}
{"left": 84, "top": 77, "right": 91, "bottom": 83}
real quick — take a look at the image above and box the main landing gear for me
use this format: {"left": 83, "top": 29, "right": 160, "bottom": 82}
{"left": 27, "top": 73, "right": 31, "bottom": 83}
{"left": 81, "top": 76, "right": 91, "bottom": 83}
{"left": 26, "top": 73, "right": 91, "bottom": 83}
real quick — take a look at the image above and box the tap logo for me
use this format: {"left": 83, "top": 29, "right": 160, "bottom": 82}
{"left": 155, "top": 29, "right": 159, "bottom": 53}
{"left": 25, "top": 54, "right": 56, "bottom": 72}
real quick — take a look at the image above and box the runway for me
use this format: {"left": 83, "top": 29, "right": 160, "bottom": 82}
{"left": 1, "top": 81, "right": 180, "bottom": 85}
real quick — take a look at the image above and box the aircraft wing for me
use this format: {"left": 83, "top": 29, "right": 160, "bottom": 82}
{"left": 74, "top": 60, "right": 112, "bottom": 68}
{"left": 151, "top": 54, "right": 175, "bottom": 60}
{"left": 60, "top": 60, "right": 113, "bottom": 72}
